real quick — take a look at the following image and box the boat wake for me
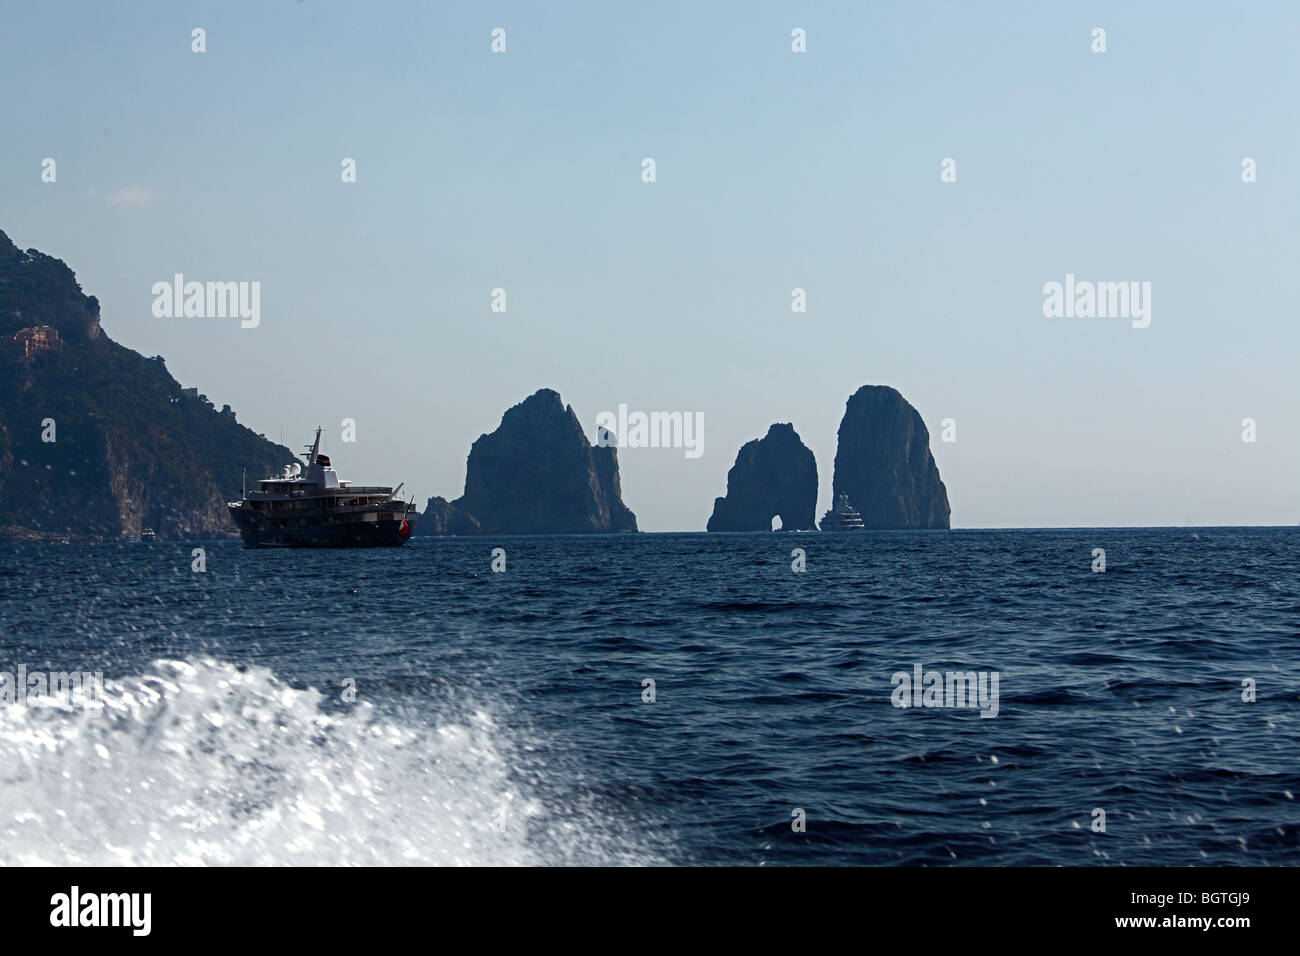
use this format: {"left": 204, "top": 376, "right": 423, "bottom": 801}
{"left": 0, "top": 658, "right": 659, "bottom": 865}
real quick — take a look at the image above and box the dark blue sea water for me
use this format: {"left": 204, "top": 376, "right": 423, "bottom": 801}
{"left": 1, "top": 528, "right": 1297, "bottom": 866}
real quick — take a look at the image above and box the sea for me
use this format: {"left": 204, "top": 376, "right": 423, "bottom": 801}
{"left": 0, "top": 528, "right": 1297, "bottom": 866}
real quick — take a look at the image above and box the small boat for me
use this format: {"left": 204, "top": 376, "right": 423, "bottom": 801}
{"left": 227, "top": 427, "right": 418, "bottom": 548}
{"left": 819, "top": 493, "right": 866, "bottom": 531}
{"left": 140, "top": 528, "right": 157, "bottom": 542}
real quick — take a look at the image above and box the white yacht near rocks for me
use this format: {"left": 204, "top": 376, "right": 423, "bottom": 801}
{"left": 819, "top": 494, "right": 866, "bottom": 532}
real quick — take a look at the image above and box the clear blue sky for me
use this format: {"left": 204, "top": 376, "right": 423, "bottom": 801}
{"left": 4, "top": 1, "right": 1298, "bottom": 529}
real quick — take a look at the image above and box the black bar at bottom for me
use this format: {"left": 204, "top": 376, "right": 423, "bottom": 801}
{"left": 0, "top": 866, "right": 1283, "bottom": 941}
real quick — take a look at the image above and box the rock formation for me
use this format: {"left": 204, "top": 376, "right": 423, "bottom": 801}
{"left": 418, "top": 496, "right": 482, "bottom": 535}
{"left": 831, "top": 385, "right": 950, "bottom": 529}
{"left": 707, "top": 423, "right": 817, "bottom": 531}
{"left": 418, "top": 389, "right": 637, "bottom": 534}
{"left": 0, "top": 229, "right": 294, "bottom": 540}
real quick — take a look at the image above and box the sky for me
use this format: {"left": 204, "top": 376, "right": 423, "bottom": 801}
{"left": 3, "top": 1, "right": 1298, "bottom": 530}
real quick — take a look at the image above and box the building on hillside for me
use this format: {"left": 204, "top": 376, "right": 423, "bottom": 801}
{"left": 4, "top": 325, "right": 61, "bottom": 358}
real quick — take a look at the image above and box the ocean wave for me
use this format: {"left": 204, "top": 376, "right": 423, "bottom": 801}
{"left": 0, "top": 658, "right": 661, "bottom": 866}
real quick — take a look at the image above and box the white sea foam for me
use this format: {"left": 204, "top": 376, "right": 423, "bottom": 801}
{"left": 0, "top": 658, "right": 655, "bottom": 866}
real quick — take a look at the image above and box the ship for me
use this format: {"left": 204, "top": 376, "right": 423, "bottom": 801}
{"left": 819, "top": 493, "right": 866, "bottom": 531}
{"left": 227, "top": 427, "right": 418, "bottom": 548}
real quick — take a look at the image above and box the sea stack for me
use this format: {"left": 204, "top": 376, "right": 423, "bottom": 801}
{"left": 831, "top": 385, "right": 950, "bottom": 529}
{"left": 707, "top": 423, "right": 818, "bottom": 531}
{"left": 418, "top": 388, "right": 637, "bottom": 535}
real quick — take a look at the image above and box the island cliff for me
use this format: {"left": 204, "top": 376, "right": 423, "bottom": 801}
{"left": 831, "top": 385, "right": 950, "bottom": 529}
{"left": 707, "top": 423, "right": 817, "bottom": 531}
{"left": 418, "top": 389, "right": 637, "bottom": 535}
{"left": 0, "top": 229, "right": 295, "bottom": 539}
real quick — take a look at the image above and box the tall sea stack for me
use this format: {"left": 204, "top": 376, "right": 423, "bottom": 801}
{"left": 707, "top": 423, "right": 817, "bottom": 531}
{"left": 831, "top": 385, "right": 950, "bottom": 529}
{"left": 418, "top": 388, "right": 637, "bottom": 535}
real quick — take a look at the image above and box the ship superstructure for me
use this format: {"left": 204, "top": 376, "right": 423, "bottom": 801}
{"left": 819, "top": 493, "right": 866, "bottom": 531}
{"left": 227, "top": 428, "right": 417, "bottom": 547}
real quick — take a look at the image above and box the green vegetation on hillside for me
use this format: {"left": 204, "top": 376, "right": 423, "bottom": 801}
{"left": 0, "top": 229, "right": 294, "bottom": 538}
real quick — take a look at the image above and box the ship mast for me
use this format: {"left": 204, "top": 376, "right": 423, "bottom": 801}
{"left": 304, "top": 426, "right": 322, "bottom": 465}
